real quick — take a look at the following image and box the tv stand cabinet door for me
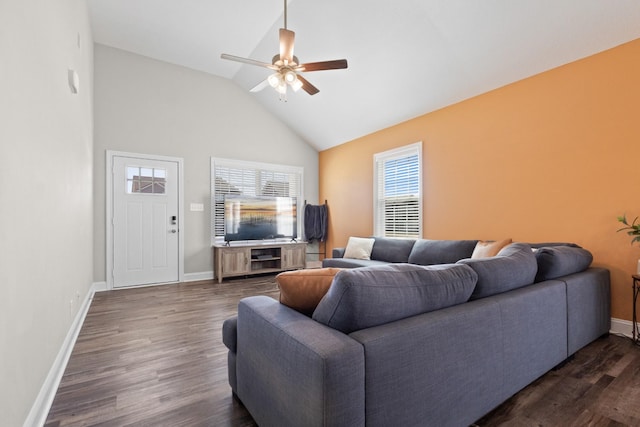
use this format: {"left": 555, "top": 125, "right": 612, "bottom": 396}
{"left": 282, "top": 244, "right": 306, "bottom": 270}
{"left": 216, "top": 247, "right": 250, "bottom": 283}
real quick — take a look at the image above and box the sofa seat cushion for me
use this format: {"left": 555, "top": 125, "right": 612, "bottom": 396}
{"left": 312, "top": 263, "right": 478, "bottom": 334}
{"left": 370, "top": 237, "right": 417, "bottom": 263}
{"left": 277, "top": 268, "right": 343, "bottom": 315}
{"left": 407, "top": 239, "right": 479, "bottom": 265}
{"left": 458, "top": 243, "right": 537, "bottom": 300}
{"left": 322, "top": 258, "right": 390, "bottom": 269}
{"left": 534, "top": 246, "right": 593, "bottom": 282}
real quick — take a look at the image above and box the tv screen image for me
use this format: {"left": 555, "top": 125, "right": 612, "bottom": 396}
{"left": 224, "top": 195, "right": 297, "bottom": 242}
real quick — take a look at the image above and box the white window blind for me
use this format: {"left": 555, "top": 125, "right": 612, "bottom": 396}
{"left": 373, "top": 142, "right": 422, "bottom": 238}
{"left": 210, "top": 158, "right": 303, "bottom": 243}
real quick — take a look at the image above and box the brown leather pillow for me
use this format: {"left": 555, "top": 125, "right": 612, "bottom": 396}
{"left": 277, "top": 268, "right": 343, "bottom": 315}
{"left": 471, "top": 238, "right": 512, "bottom": 259}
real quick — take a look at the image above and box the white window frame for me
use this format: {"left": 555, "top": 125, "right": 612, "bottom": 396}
{"left": 373, "top": 142, "right": 423, "bottom": 238}
{"left": 210, "top": 157, "right": 304, "bottom": 244}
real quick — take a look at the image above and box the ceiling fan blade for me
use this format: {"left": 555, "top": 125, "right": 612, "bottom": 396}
{"left": 279, "top": 28, "right": 295, "bottom": 64}
{"left": 220, "top": 54, "right": 277, "bottom": 69}
{"left": 249, "top": 78, "right": 271, "bottom": 93}
{"left": 297, "top": 75, "right": 319, "bottom": 95}
{"left": 297, "top": 59, "right": 348, "bottom": 72}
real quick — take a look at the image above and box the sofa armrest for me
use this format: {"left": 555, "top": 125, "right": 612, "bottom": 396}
{"left": 236, "top": 296, "right": 365, "bottom": 427}
{"left": 332, "top": 247, "right": 346, "bottom": 258}
{"left": 222, "top": 316, "right": 237, "bottom": 352}
{"left": 222, "top": 316, "right": 239, "bottom": 393}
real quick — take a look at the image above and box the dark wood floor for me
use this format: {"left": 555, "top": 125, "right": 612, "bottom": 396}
{"left": 45, "top": 275, "right": 640, "bottom": 427}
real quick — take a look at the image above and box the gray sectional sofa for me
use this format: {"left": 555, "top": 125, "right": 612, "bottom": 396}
{"left": 222, "top": 239, "right": 610, "bottom": 427}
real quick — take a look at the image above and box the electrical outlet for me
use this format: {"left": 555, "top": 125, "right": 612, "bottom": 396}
{"left": 190, "top": 203, "right": 204, "bottom": 212}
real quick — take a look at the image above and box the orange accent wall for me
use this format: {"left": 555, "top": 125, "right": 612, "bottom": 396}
{"left": 319, "top": 38, "right": 640, "bottom": 322}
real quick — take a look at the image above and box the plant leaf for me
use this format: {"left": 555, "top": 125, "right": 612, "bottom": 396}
{"left": 616, "top": 214, "right": 640, "bottom": 245}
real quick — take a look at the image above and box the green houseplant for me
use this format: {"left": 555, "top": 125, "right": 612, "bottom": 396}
{"left": 617, "top": 214, "right": 640, "bottom": 245}
{"left": 618, "top": 214, "right": 640, "bottom": 275}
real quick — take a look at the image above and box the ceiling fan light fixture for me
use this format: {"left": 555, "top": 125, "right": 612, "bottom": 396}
{"left": 290, "top": 77, "right": 303, "bottom": 92}
{"left": 268, "top": 73, "right": 282, "bottom": 88}
{"left": 284, "top": 70, "right": 297, "bottom": 84}
{"left": 275, "top": 81, "right": 287, "bottom": 95}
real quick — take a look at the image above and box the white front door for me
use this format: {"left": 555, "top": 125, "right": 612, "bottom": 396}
{"left": 111, "top": 154, "right": 180, "bottom": 288}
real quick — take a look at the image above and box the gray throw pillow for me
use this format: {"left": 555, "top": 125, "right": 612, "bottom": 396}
{"left": 312, "top": 263, "right": 478, "bottom": 334}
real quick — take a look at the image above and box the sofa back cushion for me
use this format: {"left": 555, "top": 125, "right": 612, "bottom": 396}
{"left": 458, "top": 243, "right": 537, "bottom": 300}
{"left": 370, "top": 237, "right": 417, "bottom": 263}
{"left": 534, "top": 246, "right": 593, "bottom": 282}
{"left": 407, "top": 239, "right": 478, "bottom": 265}
{"left": 312, "top": 263, "right": 478, "bottom": 334}
{"left": 527, "top": 242, "right": 581, "bottom": 249}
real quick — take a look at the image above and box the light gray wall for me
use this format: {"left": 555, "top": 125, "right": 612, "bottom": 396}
{"left": 93, "top": 44, "right": 319, "bottom": 282}
{"left": 0, "top": 0, "right": 94, "bottom": 425}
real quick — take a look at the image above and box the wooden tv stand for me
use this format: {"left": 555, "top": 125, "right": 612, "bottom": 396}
{"left": 213, "top": 241, "right": 307, "bottom": 283}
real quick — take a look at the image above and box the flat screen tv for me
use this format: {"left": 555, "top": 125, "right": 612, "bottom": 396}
{"left": 224, "top": 195, "right": 298, "bottom": 242}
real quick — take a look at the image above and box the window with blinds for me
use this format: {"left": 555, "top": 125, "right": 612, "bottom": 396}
{"left": 210, "top": 158, "right": 304, "bottom": 243}
{"left": 373, "top": 142, "right": 422, "bottom": 238}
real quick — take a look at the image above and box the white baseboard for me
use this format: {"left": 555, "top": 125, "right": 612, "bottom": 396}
{"left": 92, "top": 274, "right": 213, "bottom": 290}
{"left": 610, "top": 317, "right": 636, "bottom": 339}
{"left": 184, "top": 271, "right": 214, "bottom": 282}
{"left": 24, "top": 285, "right": 96, "bottom": 427}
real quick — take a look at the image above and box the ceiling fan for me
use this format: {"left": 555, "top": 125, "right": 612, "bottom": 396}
{"left": 220, "top": 0, "right": 348, "bottom": 101}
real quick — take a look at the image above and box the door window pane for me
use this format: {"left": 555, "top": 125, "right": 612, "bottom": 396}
{"left": 127, "top": 166, "right": 166, "bottom": 194}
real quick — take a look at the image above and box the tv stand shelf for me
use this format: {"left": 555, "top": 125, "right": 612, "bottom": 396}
{"left": 213, "top": 241, "right": 306, "bottom": 283}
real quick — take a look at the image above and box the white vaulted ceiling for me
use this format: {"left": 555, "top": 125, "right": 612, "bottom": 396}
{"left": 88, "top": 0, "right": 640, "bottom": 151}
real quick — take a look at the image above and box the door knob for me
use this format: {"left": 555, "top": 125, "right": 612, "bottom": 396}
{"left": 170, "top": 229, "right": 177, "bottom": 233}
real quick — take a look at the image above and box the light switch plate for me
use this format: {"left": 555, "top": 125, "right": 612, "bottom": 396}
{"left": 190, "top": 203, "right": 204, "bottom": 212}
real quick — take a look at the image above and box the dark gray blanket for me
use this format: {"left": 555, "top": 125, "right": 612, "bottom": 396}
{"left": 304, "top": 204, "right": 328, "bottom": 242}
